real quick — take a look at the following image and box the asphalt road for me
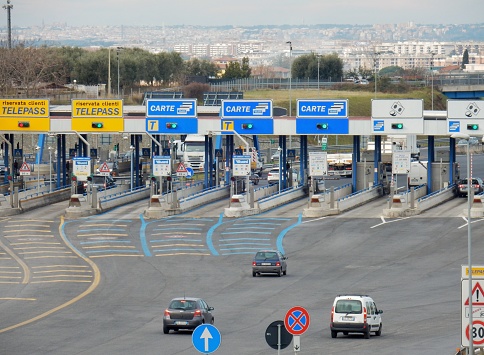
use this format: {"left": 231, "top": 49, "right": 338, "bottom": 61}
{"left": 0, "top": 155, "right": 483, "bottom": 354}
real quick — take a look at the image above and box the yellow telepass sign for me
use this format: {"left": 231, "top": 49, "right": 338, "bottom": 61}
{"left": 72, "top": 99, "right": 123, "bottom": 118}
{"left": 0, "top": 99, "right": 49, "bottom": 118}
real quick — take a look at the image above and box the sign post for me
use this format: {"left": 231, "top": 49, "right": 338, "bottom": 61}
{"left": 462, "top": 265, "right": 484, "bottom": 348}
{"left": 265, "top": 320, "right": 293, "bottom": 354}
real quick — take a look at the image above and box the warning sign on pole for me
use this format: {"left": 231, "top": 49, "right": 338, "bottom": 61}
{"left": 19, "top": 161, "right": 31, "bottom": 176}
{"left": 462, "top": 280, "right": 484, "bottom": 346}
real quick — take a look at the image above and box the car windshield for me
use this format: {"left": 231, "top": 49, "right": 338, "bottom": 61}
{"left": 169, "top": 300, "right": 197, "bottom": 310}
{"left": 335, "top": 300, "right": 362, "bottom": 314}
{"left": 255, "top": 251, "right": 278, "bottom": 260}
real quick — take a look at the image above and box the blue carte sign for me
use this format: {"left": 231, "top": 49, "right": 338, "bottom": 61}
{"left": 297, "top": 99, "right": 348, "bottom": 118}
{"left": 146, "top": 99, "right": 197, "bottom": 118}
{"left": 221, "top": 99, "right": 273, "bottom": 119}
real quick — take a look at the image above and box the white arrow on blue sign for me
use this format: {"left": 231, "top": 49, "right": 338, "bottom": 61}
{"left": 192, "top": 324, "right": 221, "bottom": 354}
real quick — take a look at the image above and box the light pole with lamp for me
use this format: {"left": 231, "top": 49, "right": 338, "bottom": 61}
{"left": 373, "top": 52, "right": 380, "bottom": 98}
{"left": 48, "top": 146, "right": 52, "bottom": 193}
{"left": 452, "top": 132, "right": 473, "bottom": 354}
{"left": 430, "top": 51, "right": 435, "bottom": 111}
{"left": 129, "top": 144, "right": 135, "bottom": 191}
{"left": 117, "top": 47, "right": 124, "bottom": 98}
{"left": 317, "top": 54, "right": 321, "bottom": 90}
{"left": 35, "top": 146, "right": 40, "bottom": 193}
{"left": 286, "top": 41, "right": 292, "bottom": 116}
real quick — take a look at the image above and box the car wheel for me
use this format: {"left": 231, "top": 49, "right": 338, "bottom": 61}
{"left": 277, "top": 268, "right": 282, "bottom": 277}
{"left": 375, "top": 323, "right": 382, "bottom": 336}
{"left": 331, "top": 330, "right": 337, "bottom": 338}
{"left": 252, "top": 271, "right": 256, "bottom": 277}
{"left": 163, "top": 326, "right": 170, "bottom": 334}
{"left": 364, "top": 329, "right": 370, "bottom": 339}
{"left": 211, "top": 318, "right": 214, "bottom": 325}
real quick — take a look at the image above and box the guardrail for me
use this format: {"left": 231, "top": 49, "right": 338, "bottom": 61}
{"left": 338, "top": 184, "right": 382, "bottom": 212}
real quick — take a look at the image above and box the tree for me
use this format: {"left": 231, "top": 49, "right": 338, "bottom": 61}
{"left": 462, "top": 49, "right": 469, "bottom": 69}
{"left": 291, "top": 53, "right": 343, "bottom": 81}
{"left": 222, "top": 57, "right": 252, "bottom": 80}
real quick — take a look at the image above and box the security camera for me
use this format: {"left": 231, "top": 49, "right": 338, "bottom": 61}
{"left": 277, "top": 147, "right": 282, "bottom": 152}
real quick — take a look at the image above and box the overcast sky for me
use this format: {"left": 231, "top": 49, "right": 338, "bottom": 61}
{"left": 8, "top": 0, "right": 484, "bottom": 27}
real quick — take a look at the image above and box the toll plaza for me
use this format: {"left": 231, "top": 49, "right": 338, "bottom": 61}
{"left": 0, "top": 96, "right": 479, "bottom": 218}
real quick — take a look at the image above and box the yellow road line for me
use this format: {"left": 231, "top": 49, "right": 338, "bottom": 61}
{"left": 0, "top": 216, "right": 101, "bottom": 334}
{"left": 0, "top": 297, "right": 36, "bottom": 301}
{"left": 0, "top": 240, "right": 29, "bottom": 284}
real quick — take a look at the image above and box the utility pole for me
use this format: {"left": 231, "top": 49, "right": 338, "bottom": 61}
{"left": 286, "top": 41, "right": 292, "bottom": 117}
{"left": 3, "top": 0, "right": 13, "bottom": 49}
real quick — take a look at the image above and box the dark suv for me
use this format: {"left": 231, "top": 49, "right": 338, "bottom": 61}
{"left": 252, "top": 250, "right": 287, "bottom": 277}
{"left": 83, "top": 175, "right": 116, "bottom": 191}
{"left": 456, "top": 177, "right": 484, "bottom": 197}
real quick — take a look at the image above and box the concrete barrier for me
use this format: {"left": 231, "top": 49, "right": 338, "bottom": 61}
{"left": 224, "top": 194, "right": 253, "bottom": 217}
{"left": 143, "top": 185, "right": 231, "bottom": 219}
{"left": 416, "top": 185, "right": 456, "bottom": 212}
{"left": 99, "top": 187, "right": 150, "bottom": 212}
{"left": 467, "top": 194, "right": 484, "bottom": 218}
{"left": 257, "top": 186, "right": 307, "bottom": 213}
{"left": 20, "top": 188, "right": 71, "bottom": 212}
{"left": 338, "top": 185, "right": 382, "bottom": 212}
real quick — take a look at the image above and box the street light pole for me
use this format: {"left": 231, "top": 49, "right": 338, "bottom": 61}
{"left": 117, "top": 47, "right": 123, "bottom": 98}
{"left": 3, "top": 0, "right": 13, "bottom": 49}
{"left": 452, "top": 133, "right": 473, "bottom": 353}
{"left": 286, "top": 41, "right": 292, "bottom": 116}
{"left": 130, "top": 145, "right": 135, "bottom": 191}
{"left": 35, "top": 146, "right": 40, "bottom": 193}
{"left": 317, "top": 55, "right": 320, "bottom": 90}
{"left": 430, "top": 52, "right": 435, "bottom": 111}
{"left": 48, "top": 146, "right": 52, "bottom": 193}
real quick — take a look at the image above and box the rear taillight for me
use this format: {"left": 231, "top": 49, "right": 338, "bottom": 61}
{"left": 363, "top": 307, "right": 367, "bottom": 322}
{"left": 164, "top": 309, "right": 170, "bottom": 319}
{"left": 252, "top": 261, "right": 256, "bottom": 266}
{"left": 276, "top": 261, "right": 281, "bottom": 266}
{"left": 331, "top": 306, "right": 334, "bottom": 323}
{"left": 193, "top": 310, "right": 202, "bottom": 318}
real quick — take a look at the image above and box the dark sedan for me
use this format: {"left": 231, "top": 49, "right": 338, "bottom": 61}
{"left": 163, "top": 297, "right": 214, "bottom": 334}
{"left": 456, "top": 177, "right": 484, "bottom": 197}
{"left": 252, "top": 250, "right": 287, "bottom": 277}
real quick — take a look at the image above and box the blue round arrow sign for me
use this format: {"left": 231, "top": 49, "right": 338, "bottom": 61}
{"left": 192, "top": 324, "right": 221, "bottom": 354}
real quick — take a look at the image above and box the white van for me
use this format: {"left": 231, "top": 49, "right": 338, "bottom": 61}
{"left": 330, "top": 294, "right": 382, "bottom": 339}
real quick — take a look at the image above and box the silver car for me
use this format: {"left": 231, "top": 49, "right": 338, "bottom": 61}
{"left": 252, "top": 250, "right": 287, "bottom": 277}
{"left": 163, "top": 297, "right": 214, "bottom": 334}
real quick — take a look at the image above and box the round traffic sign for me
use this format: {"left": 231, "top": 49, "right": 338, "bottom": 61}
{"left": 192, "top": 324, "right": 221, "bottom": 354}
{"left": 265, "top": 320, "right": 293, "bottom": 350}
{"left": 466, "top": 320, "right": 484, "bottom": 345}
{"left": 284, "top": 306, "right": 310, "bottom": 336}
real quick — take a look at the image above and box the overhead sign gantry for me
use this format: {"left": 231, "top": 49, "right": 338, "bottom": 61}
{"left": 0, "top": 98, "right": 50, "bottom": 131}
{"left": 371, "top": 99, "right": 424, "bottom": 134}
{"left": 447, "top": 100, "right": 484, "bottom": 135}
{"left": 71, "top": 99, "right": 124, "bottom": 132}
{"left": 145, "top": 99, "right": 197, "bottom": 134}
{"left": 296, "top": 99, "right": 349, "bottom": 134}
{"left": 221, "top": 99, "right": 273, "bottom": 134}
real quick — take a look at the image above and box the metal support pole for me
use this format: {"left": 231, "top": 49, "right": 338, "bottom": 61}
{"left": 467, "top": 139, "right": 474, "bottom": 355}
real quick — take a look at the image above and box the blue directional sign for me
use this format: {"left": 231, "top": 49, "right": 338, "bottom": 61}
{"left": 449, "top": 120, "right": 461, "bottom": 133}
{"left": 221, "top": 118, "right": 274, "bottom": 134}
{"left": 186, "top": 167, "right": 194, "bottom": 178}
{"left": 146, "top": 117, "right": 198, "bottom": 134}
{"left": 146, "top": 99, "right": 197, "bottom": 118}
{"left": 192, "top": 324, "right": 221, "bottom": 354}
{"left": 296, "top": 118, "right": 349, "bottom": 134}
{"left": 297, "top": 99, "right": 348, "bottom": 118}
{"left": 296, "top": 99, "right": 349, "bottom": 134}
{"left": 221, "top": 99, "right": 273, "bottom": 119}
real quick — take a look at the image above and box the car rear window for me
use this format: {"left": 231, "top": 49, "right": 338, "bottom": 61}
{"left": 255, "top": 251, "right": 278, "bottom": 260}
{"left": 335, "top": 300, "right": 362, "bottom": 314}
{"left": 169, "top": 300, "right": 197, "bottom": 310}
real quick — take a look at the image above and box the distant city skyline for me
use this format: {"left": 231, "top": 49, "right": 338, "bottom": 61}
{"left": 5, "top": 0, "right": 484, "bottom": 27}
